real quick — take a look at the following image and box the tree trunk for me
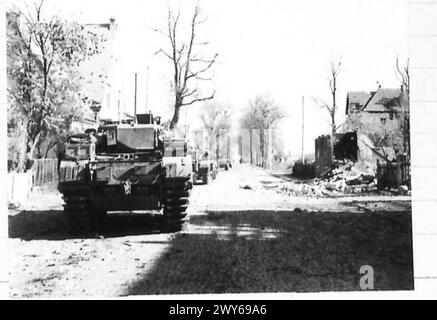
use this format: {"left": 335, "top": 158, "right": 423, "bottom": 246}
{"left": 227, "top": 133, "right": 230, "bottom": 162}
{"left": 266, "top": 127, "right": 271, "bottom": 170}
{"left": 330, "top": 113, "right": 336, "bottom": 163}
{"left": 44, "top": 139, "right": 56, "bottom": 158}
{"left": 170, "top": 106, "right": 181, "bottom": 130}
{"left": 170, "top": 94, "right": 183, "bottom": 130}
{"left": 216, "top": 133, "right": 220, "bottom": 161}
{"left": 17, "top": 117, "right": 29, "bottom": 172}
{"left": 238, "top": 135, "right": 242, "bottom": 163}
{"left": 249, "top": 129, "right": 253, "bottom": 165}
{"left": 209, "top": 129, "right": 214, "bottom": 152}
{"left": 259, "top": 129, "right": 265, "bottom": 168}
{"left": 29, "top": 132, "right": 42, "bottom": 160}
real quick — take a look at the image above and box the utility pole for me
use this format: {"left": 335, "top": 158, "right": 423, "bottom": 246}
{"left": 227, "top": 131, "right": 231, "bottom": 162}
{"left": 267, "top": 126, "right": 273, "bottom": 170}
{"left": 145, "top": 65, "right": 150, "bottom": 112}
{"left": 134, "top": 73, "right": 137, "bottom": 122}
{"left": 301, "top": 96, "right": 305, "bottom": 164}
{"left": 117, "top": 90, "right": 121, "bottom": 121}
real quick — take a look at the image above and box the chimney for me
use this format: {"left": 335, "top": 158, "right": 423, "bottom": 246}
{"left": 109, "top": 18, "right": 116, "bottom": 30}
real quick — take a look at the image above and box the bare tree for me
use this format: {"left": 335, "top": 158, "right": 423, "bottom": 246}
{"left": 314, "top": 58, "right": 342, "bottom": 136}
{"left": 396, "top": 56, "right": 410, "bottom": 163}
{"left": 240, "top": 103, "right": 258, "bottom": 165}
{"left": 312, "top": 58, "right": 342, "bottom": 164}
{"left": 396, "top": 56, "right": 410, "bottom": 100}
{"left": 155, "top": 3, "right": 218, "bottom": 130}
{"left": 240, "top": 95, "right": 284, "bottom": 167}
{"left": 256, "top": 95, "right": 284, "bottom": 168}
{"left": 200, "top": 102, "right": 231, "bottom": 160}
{"left": 327, "top": 58, "right": 342, "bottom": 137}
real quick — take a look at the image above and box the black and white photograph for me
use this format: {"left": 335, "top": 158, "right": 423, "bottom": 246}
{"left": 2, "top": 0, "right": 436, "bottom": 300}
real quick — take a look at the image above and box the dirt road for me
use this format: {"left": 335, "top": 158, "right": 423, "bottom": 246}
{"left": 9, "top": 164, "right": 413, "bottom": 297}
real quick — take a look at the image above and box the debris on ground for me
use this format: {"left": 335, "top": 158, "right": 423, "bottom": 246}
{"left": 318, "top": 161, "right": 377, "bottom": 192}
{"left": 265, "top": 161, "right": 383, "bottom": 198}
{"left": 239, "top": 184, "right": 253, "bottom": 190}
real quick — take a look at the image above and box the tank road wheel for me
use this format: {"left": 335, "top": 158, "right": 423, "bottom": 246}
{"left": 203, "top": 172, "right": 210, "bottom": 185}
{"left": 62, "top": 192, "right": 91, "bottom": 234}
{"left": 88, "top": 207, "right": 107, "bottom": 236}
{"left": 163, "top": 176, "right": 192, "bottom": 231}
{"left": 62, "top": 189, "right": 106, "bottom": 235}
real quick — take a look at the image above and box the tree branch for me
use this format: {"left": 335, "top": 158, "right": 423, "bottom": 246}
{"left": 182, "top": 91, "right": 215, "bottom": 106}
{"left": 182, "top": 88, "right": 198, "bottom": 98}
{"left": 182, "top": 3, "right": 200, "bottom": 90}
{"left": 186, "top": 53, "right": 218, "bottom": 80}
{"left": 154, "top": 48, "right": 173, "bottom": 60}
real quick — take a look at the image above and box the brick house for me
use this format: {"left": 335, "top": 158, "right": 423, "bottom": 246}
{"left": 346, "top": 87, "right": 404, "bottom": 134}
{"left": 78, "top": 18, "right": 127, "bottom": 126}
{"left": 344, "top": 86, "right": 408, "bottom": 161}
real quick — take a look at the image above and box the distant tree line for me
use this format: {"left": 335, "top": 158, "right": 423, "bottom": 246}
{"left": 239, "top": 95, "right": 285, "bottom": 168}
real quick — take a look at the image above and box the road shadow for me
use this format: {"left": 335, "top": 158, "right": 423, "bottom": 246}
{"left": 9, "top": 210, "right": 176, "bottom": 241}
{"left": 126, "top": 209, "right": 414, "bottom": 295}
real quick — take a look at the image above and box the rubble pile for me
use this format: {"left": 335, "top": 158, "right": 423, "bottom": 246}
{"left": 316, "top": 161, "right": 377, "bottom": 194}
{"left": 266, "top": 161, "right": 379, "bottom": 198}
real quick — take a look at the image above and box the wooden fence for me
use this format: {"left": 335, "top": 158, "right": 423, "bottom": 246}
{"left": 8, "top": 159, "right": 84, "bottom": 202}
{"left": 58, "top": 163, "right": 86, "bottom": 182}
{"left": 31, "top": 159, "right": 59, "bottom": 186}
{"left": 376, "top": 157, "right": 411, "bottom": 190}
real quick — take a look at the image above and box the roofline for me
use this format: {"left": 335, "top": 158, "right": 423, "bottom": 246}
{"left": 345, "top": 95, "right": 349, "bottom": 114}
{"left": 361, "top": 91, "right": 378, "bottom": 111}
{"left": 345, "top": 91, "right": 373, "bottom": 114}
{"left": 361, "top": 87, "right": 401, "bottom": 112}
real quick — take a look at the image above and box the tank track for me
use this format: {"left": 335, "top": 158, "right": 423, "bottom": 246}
{"left": 61, "top": 187, "right": 105, "bottom": 234}
{"left": 162, "top": 176, "right": 192, "bottom": 230}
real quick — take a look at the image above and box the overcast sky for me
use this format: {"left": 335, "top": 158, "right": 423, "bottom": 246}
{"left": 8, "top": 0, "right": 408, "bottom": 157}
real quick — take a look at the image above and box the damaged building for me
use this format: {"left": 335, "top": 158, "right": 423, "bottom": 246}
{"left": 344, "top": 86, "right": 408, "bottom": 162}
{"left": 314, "top": 86, "right": 410, "bottom": 188}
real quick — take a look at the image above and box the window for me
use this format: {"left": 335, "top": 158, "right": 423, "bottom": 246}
{"left": 164, "top": 140, "right": 187, "bottom": 157}
{"left": 350, "top": 103, "right": 359, "bottom": 111}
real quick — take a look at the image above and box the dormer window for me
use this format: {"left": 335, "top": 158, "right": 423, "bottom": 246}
{"left": 349, "top": 103, "right": 361, "bottom": 113}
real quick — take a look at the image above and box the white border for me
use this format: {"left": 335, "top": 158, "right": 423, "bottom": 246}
{"left": 1, "top": 0, "right": 437, "bottom": 300}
